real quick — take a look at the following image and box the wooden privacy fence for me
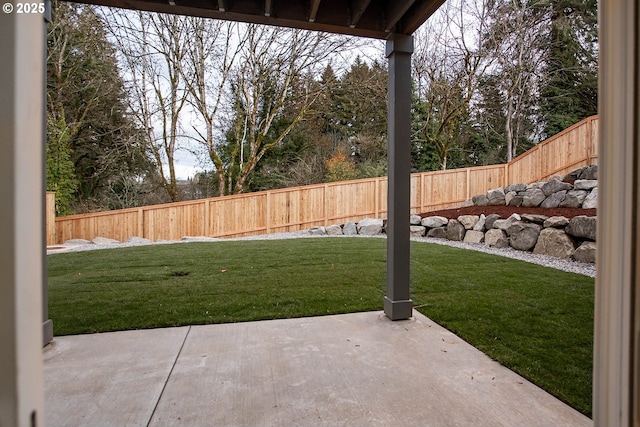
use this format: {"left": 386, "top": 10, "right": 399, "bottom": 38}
{"left": 48, "top": 116, "right": 599, "bottom": 245}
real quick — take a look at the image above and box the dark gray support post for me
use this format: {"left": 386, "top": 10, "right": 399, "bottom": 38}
{"left": 384, "top": 33, "right": 413, "bottom": 321}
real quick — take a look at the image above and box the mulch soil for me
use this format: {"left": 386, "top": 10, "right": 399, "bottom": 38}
{"left": 420, "top": 206, "right": 596, "bottom": 220}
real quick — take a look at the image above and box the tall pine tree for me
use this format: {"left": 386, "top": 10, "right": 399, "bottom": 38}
{"left": 539, "top": 0, "right": 598, "bottom": 137}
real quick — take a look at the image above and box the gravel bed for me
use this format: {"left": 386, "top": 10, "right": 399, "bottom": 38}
{"left": 49, "top": 231, "right": 595, "bottom": 278}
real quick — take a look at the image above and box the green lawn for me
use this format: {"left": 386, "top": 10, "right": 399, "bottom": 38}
{"left": 48, "top": 238, "right": 594, "bottom": 416}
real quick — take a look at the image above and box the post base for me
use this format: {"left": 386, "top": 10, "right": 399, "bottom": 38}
{"left": 43, "top": 319, "right": 53, "bottom": 347}
{"left": 383, "top": 297, "right": 413, "bottom": 320}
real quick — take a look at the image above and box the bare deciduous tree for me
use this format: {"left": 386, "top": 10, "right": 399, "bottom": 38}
{"left": 192, "top": 24, "right": 355, "bottom": 195}
{"left": 484, "top": 0, "right": 547, "bottom": 161}
{"left": 412, "top": 0, "right": 495, "bottom": 170}
{"left": 105, "top": 10, "right": 190, "bottom": 202}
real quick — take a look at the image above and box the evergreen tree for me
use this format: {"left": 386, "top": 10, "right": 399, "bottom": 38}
{"left": 539, "top": 0, "right": 598, "bottom": 137}
{"left": 47, "top": 1, "right": 153, "bottom": 213}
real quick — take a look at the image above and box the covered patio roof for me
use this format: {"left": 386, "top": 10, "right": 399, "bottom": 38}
{"left": 71, "top": 0, "right": 445, "bottom": 39}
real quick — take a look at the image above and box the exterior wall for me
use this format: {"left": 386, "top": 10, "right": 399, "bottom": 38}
{"left": 0, "top": 11, "right": 46, "bottom": 427}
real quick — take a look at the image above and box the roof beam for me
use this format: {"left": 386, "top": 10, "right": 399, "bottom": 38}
{"left": 384, "top": 0, "right": 416, "bottom": 32}
{"left": 217, "top": 0, "right": 225, "bottom": 12}
{"left": 397, "top": 0, "right": 446, "bottom": 34}
{"left": 349, "top": 0, "right": 372, "bottom": 28}
{"left": 308, "top": 0, "right": 321, "bottom": 23}
{"left": 264, "top": 0, "right": 272, "bottom": 16}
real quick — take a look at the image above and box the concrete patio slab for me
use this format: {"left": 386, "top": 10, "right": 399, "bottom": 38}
{"left": 44, "top": 326, "right": 189, "bottom": 426}
{"left": 44, "top": 311, "right": 592, "bottom": 427}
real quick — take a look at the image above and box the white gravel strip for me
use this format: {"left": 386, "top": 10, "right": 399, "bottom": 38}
{"left": 48, "top": 231, "right": 595, "bottom": 278}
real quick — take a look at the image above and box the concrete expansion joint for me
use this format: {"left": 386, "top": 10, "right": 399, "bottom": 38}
{"left": 146, "top": 325, "right": 191, "bottom": 427}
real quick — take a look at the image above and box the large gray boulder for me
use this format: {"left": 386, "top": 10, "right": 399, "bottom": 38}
{"left": 422, "top": 216, "right": 449, "bottom": 228}
{"left": 521, "top": 214, "right": 548, "bottom": 224}
{"left": 573, "top": 241, "right": 597, "bottom": 263}
{"left": 574, "top": 179, "right": 598, "bottom": 191}
{"left": 522, "top": 188, "right": 546, "bottom": 207}
{"left": 507, "top": 222, "right": 542, "bottom": 251}
{"left": 533, "top": 228, "right": 575, "bottom": 259}
{"left": 565, "top": 216, "right": 597, "bottom": 241}
{"left": 494, "top": 213, "right": 521, "bottom": 231}
{"left": 343, "top": 222, "right": 358, "bottom": 235}
{"left": 484, "top": 214, "right": 501, "bottom": 230}
{"left": 542, "top": 178, "right": 573, "bottom": 196}
{"left": 484, "top": 229, "right": 509, "bottom": 248}
{"left": 582, "top": 188, "right": 598, "bottom": 209}
{"left": 326, "top": 224, "right": 343, "bottom": 235}
{"left": 410, "top": 226, "right": 426, "bottom": 237}
{"left": 507, "top": 195, "right": 524, "bottom": 207}
{"left": 473, "top": 214, "right": 486, "bottom": 231}
{"left": 472, "top": 194, "right": 488, "bottom": 206}
{"left": 505, "top": 183, "right": 527, "bottom": 193}
{"left": 565, "top": 165, "right": 597, "bottom": 181}
{"left": 540, "top": 190, "right": 567, "bottom": 208}
{"left": 446, "top": 219, "right": 466, "bottom": 241}
{"left": 487, "top": 188, "right": 506, "bottom": 206}
{"left": 309, "top": 226, "right": 326, "bottom": 235}
{"left": 559, "top": 190, "right": 588, "bottom": 208}
{"left": 463, "top": 230, "right": 485, "bottom": 244}
{"left": 357, "top": 218, "right": 384, "bottom": 235}
{"left": 458, "top": 215, "right": 480, "bottom": 230}
{"left": 527, "top": 182, "right": 546, "bottom": 190}
{"left": 410, "top": 214, "right": 423, "bottom": 225}
{"left": 578, "top": 165, "right": 598, "bottom": 180}
{"left": 543, "top": 216, "right": 570, "bottom": 228}
{"left": 427, "top": 227, "right": 447, "bottom": 239}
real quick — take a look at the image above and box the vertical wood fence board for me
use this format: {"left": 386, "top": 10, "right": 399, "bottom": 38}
{"left": 267, "top": 192, "right": 291, "bottom": 233}
{"left": 468, "top": 166, "right": 505, "bottom": 197}
{"left": 510, "top": 148, "right": 540, "bottom": 184}
{"left": 378, "top": 177, "right": 388, "bottom": 218}
{"left": 230, "top": 195, "right": 266, "bottom": 235}
{"left": 208, "top": 200, "right": 225, "bottom": 236}
{"left": 300, "top": 187, "right": 325, "bottom": 227}
{"left": 426, "top": 170, "right": 467, "bottom": 207}
{"left": 103, "top": 212, "right": 137, "bottom": 242}
{"left": 410, "top": 175, "right": 421, "bottom": 213}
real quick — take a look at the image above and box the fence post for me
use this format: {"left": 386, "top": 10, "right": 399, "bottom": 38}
{"left": 539, "top": 144, "right": 544, "bottom": 181}
{"left": 203, "top": 200, "right": 210, "bottom": 236}
{"left": 46, "top": 192, "right": 56, "bottom": 245}
{"left": 586, "top": 117, "right": 593, "bottom": 166}
{"left": 374, "top": 179, "right": 379, "bottom": 218}
{"left": 504, "top": 163, "right": 509, "bottom": 187}
{"left": 266, "top": 192, "right": 271, "bottom": 233}
{"left": 137, "top": 208, "right": 144, "bottom": 239}
{"left": 465, "top": 168, "right": 470, "bottom": 200}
